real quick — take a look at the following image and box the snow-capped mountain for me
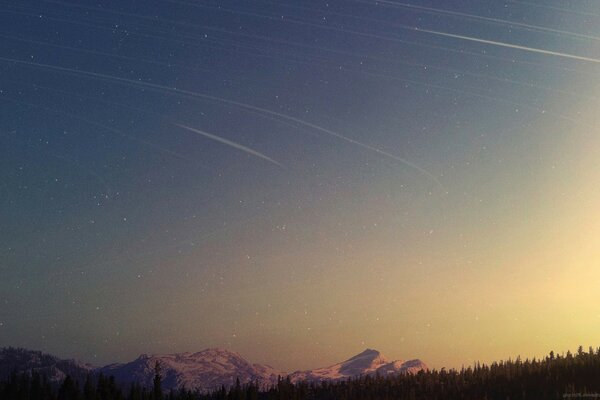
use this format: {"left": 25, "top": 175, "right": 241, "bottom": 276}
{"left": 1, "top": 347, "right": 426, "bottom": 392}
{"left": 98, "top": 348, "right": 283, "bottom": 392}
{"left": 0, "top": 347, "right": 92, "bottom": 385}
{"left": 288, "top": 349, "right": 427, "bottom": 383}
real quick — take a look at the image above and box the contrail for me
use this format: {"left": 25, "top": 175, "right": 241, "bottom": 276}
{"left": 0, "top": 33, "right": 221, "bottom": 76}
{"left": 510, "top": 1, "right": 600, "bottom": 18}
{"left": 271, "top": 0, "right": 600, "bottom": 42}
{"left": 193, "top": 2, "right": 598, "bottom": 88}
{"left": 0, "top": 56, "right": 442, "bottom": 187}
{"left": 361, "top": 0, "right": 600, "bottom": 42}
{"left": 415, "top": 28, "right": 600, "bottom": 64}
{"left": 359, "top": 68, "right": 589, "bottom": 130}
{"left": 9, "top": 60, "right": 591, "bottom": 156}
{"left": 174, "top": 124, "right": 283, "bottom": 167}
{"left": 168, "top": 0, "right": 598, "bottom": 75}
{"left": 6, "top": 3, "right": 589, "bottom": 78}
{"left": 4, "top": 24, "right": 593, "bottom": 103}
{"left": 3, "top": 29, "right": 593, "bottom": 101}
{"left": 0, "top": 20, "right": 284, "bottom": 87}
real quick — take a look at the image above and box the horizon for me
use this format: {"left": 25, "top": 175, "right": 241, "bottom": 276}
{"left": 1, "top": 0, "right": 599, "bottom": 375}
{"left": 3, "top": 343, "right": 594, "bottom": 374}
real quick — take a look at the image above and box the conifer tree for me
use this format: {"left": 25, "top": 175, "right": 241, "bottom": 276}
{"left": 153, "top": 360, "right": 163, "bottom": 400}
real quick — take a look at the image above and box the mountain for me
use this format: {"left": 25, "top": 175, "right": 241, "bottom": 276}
{"left": 1, "top": 347, "right": 426, "bottom": 392}
{"left": 288, "top": 349, "right": 427, "bottom": 383}
{"left": 0, "top": 347, "right": 92, "bottom": 385}
{"left": 98, "top": 348, "right": 283, "bottom": 392}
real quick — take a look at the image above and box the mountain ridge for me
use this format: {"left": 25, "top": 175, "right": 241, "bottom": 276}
{"left": 288, "top": 348, "right": 427, "bottom": 383}
{"left": 0, "top": 347, "right": 426, "bottom": 392}
{"left": 0, "top": 347, "right": 92, "bottom": 385}
{"left": 98, "top": 348, "right": 282, "bottom": 392}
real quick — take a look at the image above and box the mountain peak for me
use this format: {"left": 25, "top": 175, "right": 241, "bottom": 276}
{"left": 350, "top": 348, "right": 386, "bottom": 361}
{"left": 100, "top": 348, "right": 283, "bottom": 392}
{"left": 356, "top": 348, "right": 382, "bottom": 357}
{"left": 2, "top": 346, "right": 426, "bottom": 392}
{"left": 288, "top": 349, "right": 425, "bottom": 383}
{"left": 192, "top": 347, "right": 243, "bottom": 357}
{"left": 338, "top": 349, "right": 388, "bottom": 375}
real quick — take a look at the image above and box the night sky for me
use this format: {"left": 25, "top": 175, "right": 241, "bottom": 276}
{"left": 1, "top": 0, "right": 599, "bottom": 371}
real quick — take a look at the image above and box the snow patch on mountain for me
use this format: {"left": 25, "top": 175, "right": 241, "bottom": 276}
{"left": 288, "top": 349, "right": 427, "bottom": 383}
{"left": 98, "top": 348, "right": 283, "bottom": 392}
{"left": 2, "top": 347, "right": 426, "bottom": 392}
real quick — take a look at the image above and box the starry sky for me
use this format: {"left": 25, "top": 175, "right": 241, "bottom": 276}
{"left": 1, "top": 0, "right": 599, "bottom": 371}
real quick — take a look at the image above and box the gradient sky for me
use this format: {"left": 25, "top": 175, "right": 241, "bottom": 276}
{"left": 1, "top": 0, "right": 599, "bottom": 372}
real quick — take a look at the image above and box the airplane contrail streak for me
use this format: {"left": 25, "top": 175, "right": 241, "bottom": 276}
{"left": 415, "top": 28, "right": 600, "bottom": 64}
{"left": 510, "top": 1, "right": 600, "bottom": 18}
{"left": 0, "top": 34, "right": 220, "bottom": 75}
{"left": 4, "top": 3, "right": 590, "bottom": 78}
{"left": 8, "top": 57, "right": 592, "bottom": 178}
{"left": 0, "top": 56, "right": 442, "bottom": 188}
{"left": 169, "top": 0, "right": 599, "bottom": 74}
{"left": 174, "top": 124, "right": 283, "bottom": 167}
{"left": 4, "top": 27, "right": 593, "bottom": 102}
{"left": 364, "top": 0, "right": 600, "bottom": 42}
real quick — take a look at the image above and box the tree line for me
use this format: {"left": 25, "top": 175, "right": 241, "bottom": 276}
{"left": 2, "top": 346, "right": 600, "bottom": 400}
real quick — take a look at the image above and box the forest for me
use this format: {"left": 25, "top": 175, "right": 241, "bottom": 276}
{"left": 2, "top": 347, "right": 600, "bottom": 400}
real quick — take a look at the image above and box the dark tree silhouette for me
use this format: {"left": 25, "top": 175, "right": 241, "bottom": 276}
{"left": 153, "top": 361, "right": 162, "bottom": 400}
{"left": 2, "top": 346, "right": 600, "bottom": 400}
